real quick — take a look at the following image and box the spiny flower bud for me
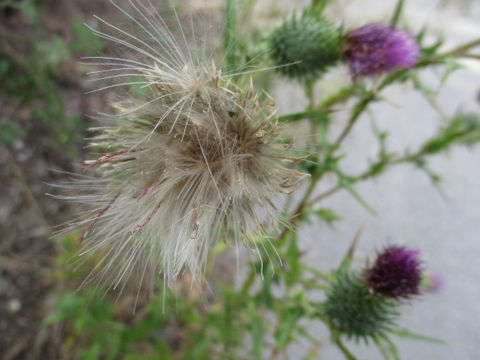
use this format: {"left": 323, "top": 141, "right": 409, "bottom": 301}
{"left": 344, "top": 23, "right": 420, "bottom": 78}
{"left": 59, "top": 1, "right": 305, "bottom": 290}
{"left": 323, "top": 272, "right": 398, "bottom": 340}
{"left": 269, "top": 14, "right": 343, "bottom": 80}
{"left": 365, "top": 246, "right": 422, "bottom": 299}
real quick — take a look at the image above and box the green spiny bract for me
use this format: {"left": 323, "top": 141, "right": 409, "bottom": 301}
{"left": 322, "top": 271, "right": 399, "bottom": 341}
{"left": 269, "top": 13, "right": 343, "bottom": 80}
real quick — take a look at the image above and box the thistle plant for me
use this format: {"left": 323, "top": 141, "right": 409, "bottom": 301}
{"left": 52, "top": 0, "right": 480, "bottom": 359}
{"left": 321, "top": 244, "right": 426, "bottom": 357}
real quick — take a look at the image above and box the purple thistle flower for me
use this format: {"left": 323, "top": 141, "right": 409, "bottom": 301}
{"left": 344, "top": 23, "right": 420, "bottom": 77}
{"left": 366, "top": 246, "right": 422, "bottom": 299}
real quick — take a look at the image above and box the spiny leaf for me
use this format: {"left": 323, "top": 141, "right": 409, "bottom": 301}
{"left": 391, "top": 328, "right": 444, "bottom": 344}
{"left": 338, "top": 227, "right": 362, "bottom": 273}
{"left": 390, "top": 0, "right": 405, "bottom": 28}
{"left": 339, "top": 177, "right": 376, "bottom": 215}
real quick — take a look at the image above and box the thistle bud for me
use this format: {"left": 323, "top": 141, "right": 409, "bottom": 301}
{"left": 365, "top": 246, "right": 422, "bottom": 299}
{"left": 269, "top": 14, "right": 343, "bottom": 80}
{"left": 344, "top": 23, "right": 420, "bottom": 78}
{"left": 323, "top": 272, "right": 398, "bottom": 340}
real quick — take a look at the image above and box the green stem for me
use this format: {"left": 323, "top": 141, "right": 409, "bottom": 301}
{"left": 334, "top": 338, "right": 357, "bottom": 360}
{"left": 224, "top": 0, "right": 237, "bottom": 74}
{"left": 278, "top": 86, "right": 357, "bottom": 123}
{"left": 311, "top": 0, "right": 329, "bottom": 14}
{"left": 278, "top": 109, "right": 328, "bottom": 123}
{"left": 274, "top": 174, "right": 317, "bottom": 252}
{"left": 307, "top": 126, "right": 471, "bottom": 206}
{"left": 302, "top": 264, "right": 332, "bottom": 283}
{"left": 320, "top": 86, "right": 357, "bottom": 109}
{"left": 240, "top": 266, "right": 256, "bottom": 295}
{"left": 237, "top": 0, "right": 258, "bottom": 29}
{"left": 327, "top": 92, "right": 376, "bottom": 157}
{"left": 305, "top": 81, "right": 320, "bottom": 152}
{"left": 438, "top": 38, "right": 480, "bottom": 59}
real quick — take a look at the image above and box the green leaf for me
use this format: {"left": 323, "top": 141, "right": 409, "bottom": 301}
{"left": 374, "top": 336, "right": 393, "bottom": 360}
{"left": 278, "top": 109, "right": 329, "bottom": 123}
{"left": 383, "top": 336, "right": 401, "bottom": 360}
{"left": 390, "top": 0, "right": 405, "bottom": 28}
{"left": 338, "top": 177, "right": 376, "bottom": 215}
{"left": 421, "top": 37, "right": 445, "bottom": 56}
{"left": 310, "top": 0, "right": 333, "bottom": 16}
{"left": 0, "top": 121, "right": 25, "bottom": 145}
{"left": 285, "top": 233, "right": 300, "bottom": 286}
{"left": 313, "top": 208, "right": 341, "bottom": 226}
{"left": 440, "top": 59, "right": 462, "bottom": 84}
{"left": 338, "top": 228, "right": 361, "bottom": 273}
{"left": 419, "top": 112, "right": 480, "bottom": 156}
{"left": 247, "top": 301, "right": 264, "bottom": 360}
{"left": 72, "top": 21, "right": 105, "bottom": 56}
{"left": 34, "top": 36, "right": 71, "bottom": 70}
{"left": 274, "top": 305, "right": 303, "bottom": 349}
{"left": 333, "top": 338, "right": 358, "bottom": 360}
{"left": 224, "top": 0, "right": 237, "bottom": 73}
{"left": 391, "top": 328, "right": 444, "bottom": 344}
{"left": 412, "top": 76, "right": 437, "bottom": 95}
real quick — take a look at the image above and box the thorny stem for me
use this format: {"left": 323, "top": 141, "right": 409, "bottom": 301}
{"left": 302, "top": 264, "right": 332, "bottom": 283}
{"left": 306, "top": 185, "right": 339, "bottom": 206}
{"left": 327, "top": 92, "right": 376, "bottom": 158}
{"left": 436, "top": 38, "right": 480, "bottom": 59}
{"left": 306, "top": 126, "right": 472, "bottom": 207}
{"left": 320, "top": 86, "right": 357, "bottom": 109}
{"left": 278, "top": 86, "right": 357, "bottom": 123}
{"left": 305, "top": 81, "right": 320, "bottom": 152}
{"left": 278, "top": 177, "right": 317, "bottom": 243}
{"left": 240, "top": 178, "right": 317, "bottom": 296}
{"left": 240, "top": 265, "right": 256, "bottom": 296}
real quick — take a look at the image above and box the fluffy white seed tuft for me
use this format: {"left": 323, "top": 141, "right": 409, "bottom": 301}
{"left": 59, "top": 0, "right": 305, "bottom": 291}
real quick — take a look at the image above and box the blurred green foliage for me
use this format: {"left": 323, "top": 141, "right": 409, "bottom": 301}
{"left": 72, "top": 20, "right": 105, "bottom": 56}
{"left": 0, "top": 1, "right": 105, "bottom": 153}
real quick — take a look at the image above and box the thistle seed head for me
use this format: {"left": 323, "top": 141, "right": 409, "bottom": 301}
{"left": 60, "top": 1, "right": 304, "bottom": 290}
